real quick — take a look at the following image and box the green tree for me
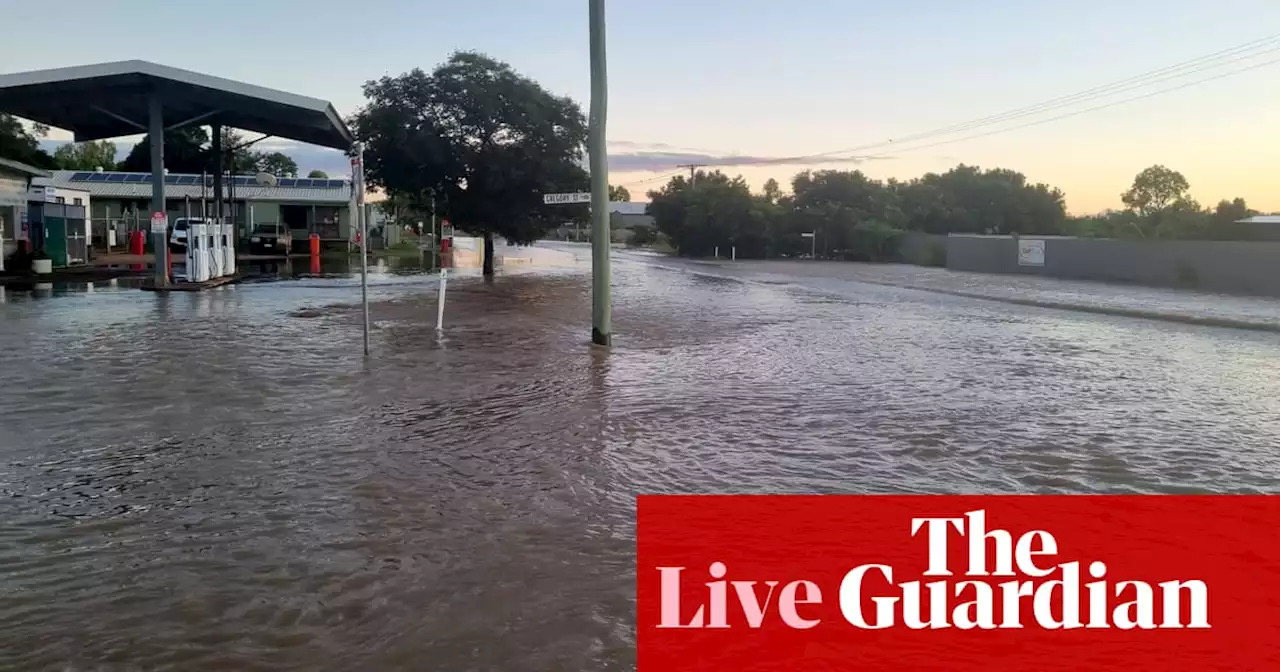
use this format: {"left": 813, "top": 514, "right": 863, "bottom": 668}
{"left": 1121, "top": 165, "right": 1192, "bottom": 218}
{"left": 307, "top": 169, "right": 330, "bottom": 179}
{"left": 52, "top": 140, "right": 117, "bottom": 171}
{"left": 353, "top": 51, "right": 588, "bottom": 275}
{"left": 1211, "top": 197, "right": 1255, "bottom": 227}
{"left": 762, "top": 178, "right": 782, "bottom": 203}
{"left": 648, "top": 170, "right": 773, "bottom": 258}
{"left": 119, "top": 126, "right": 210, "bottom": 173}
{"left": 609, "top": 184, "right": 631, "bottom": 202}
{"left": 0, "top": 114, "right": 54, "bottom": 168}
{"left": 255, "top": 152, "right": 298, "bottom": 177}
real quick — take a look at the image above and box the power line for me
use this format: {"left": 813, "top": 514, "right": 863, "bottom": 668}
{"left": 675, "top": 163, "right": 705, "bottom": 184}
{"left": 741, "top": 32, "right": 1280, "bottom": 166}
{"left": 618, "top": 170, "right": 684, "bottom": 188}
{"left": 612, "top": 33, "right": 1280, "bottom": 183}
{"left": 858, "top": 54, "right": 1280, "bottom": 158}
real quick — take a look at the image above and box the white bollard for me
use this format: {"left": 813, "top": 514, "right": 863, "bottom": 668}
{"left": 714, "top": 246, "right": 719, "bottom": 260}
{"left": 732, "top": 246, "right": 736, "bottom": 261}
{"left": 436, "top": 268, "right": 448, "bottom": 331}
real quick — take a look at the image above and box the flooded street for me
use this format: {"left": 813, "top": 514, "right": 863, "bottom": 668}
{"left": 2, "top": 245, "right": 1280, "bottom": 670}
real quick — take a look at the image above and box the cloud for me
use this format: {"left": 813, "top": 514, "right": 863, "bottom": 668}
{"left": 605, "top": 143, "right": 893, "bottom": 173}
{"left": 38, "top": 136, "right": 883, "bottom": 179}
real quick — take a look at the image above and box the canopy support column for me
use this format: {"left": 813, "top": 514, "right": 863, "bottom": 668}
{"left": 148, "top": 93, "right": 168, "bottom": 287}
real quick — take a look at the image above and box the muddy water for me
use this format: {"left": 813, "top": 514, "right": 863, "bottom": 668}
{"left": 2, "top": 245, "right": 1280, "bottom": 670}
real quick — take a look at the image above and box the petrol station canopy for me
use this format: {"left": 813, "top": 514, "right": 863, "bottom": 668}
{"left": 0, "top": 60, "right": 353, "bottom": 149}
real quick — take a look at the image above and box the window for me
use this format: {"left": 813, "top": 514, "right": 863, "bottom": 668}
{"left": 74, "top": 198, "right": 83, "bottom": 206}
{"left": 55, "top": 196, "right": 65, "bottom": 204}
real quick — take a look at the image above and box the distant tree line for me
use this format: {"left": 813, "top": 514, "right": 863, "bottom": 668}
{"left": 646, "top": 165, "right": 1067, "bottom": 261}
{"left": 643, "top": 164, "right": 1269, "bottom": 260}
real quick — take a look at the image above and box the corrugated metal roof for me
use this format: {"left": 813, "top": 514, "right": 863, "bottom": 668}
{"left": 35, "top": 171, "right": 351, "bottom": 204}
{"left": 609, "top": 202, "right": 648, "bottom": 215}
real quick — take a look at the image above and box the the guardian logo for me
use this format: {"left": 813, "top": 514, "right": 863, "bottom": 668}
{"left": 655, "top": 509, "right": 1210, "bottom": 631}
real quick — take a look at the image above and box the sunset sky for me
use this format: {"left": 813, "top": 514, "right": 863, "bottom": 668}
{"left": 5, "top": 0, "right": 1279, "bottom": 214}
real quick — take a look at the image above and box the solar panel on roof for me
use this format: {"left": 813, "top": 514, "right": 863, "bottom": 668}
{"left": 106, "top": 173, "right": 127, "bottom": 182}
{"left": 329, "top": 179, "right": 347, "bottom": 188}
{"left": 124, "top": 174, "right": 146, "bottom": 183}
{"left": 87, "top": 173, "right": 109, "bottom": 182}
{"left": 164, "top": 175, "right": 180, "bottom": 185}
{"left": 277, "top": 178, "right": 296, "bottom": 187}
{"left": 69, "top": 172, "right": 92, "bottom": 181}
{"left": 178, "top": 175, "right": 199, "bottom": 185}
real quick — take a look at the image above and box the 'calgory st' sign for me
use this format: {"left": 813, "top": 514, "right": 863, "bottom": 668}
{"left": 543, "top": 192, "right": 591, "bottom": 205}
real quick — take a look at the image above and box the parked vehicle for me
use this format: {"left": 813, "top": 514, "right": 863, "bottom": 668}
{"left": 168, "top": 218, "right": 194, "bottom": 252}
{"left": 248, "top": 223, "right": 292, "bottom": 255}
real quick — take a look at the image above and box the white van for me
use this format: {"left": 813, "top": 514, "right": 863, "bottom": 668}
{"left": 169, "top": 217, "right": 207, "bottom": 252}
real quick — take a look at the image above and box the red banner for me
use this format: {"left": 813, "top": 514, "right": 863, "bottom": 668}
{"left": 637, "top": 495, "right": 1280, "bottom": 671}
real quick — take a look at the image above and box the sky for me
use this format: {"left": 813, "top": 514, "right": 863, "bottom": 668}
{"left": 4, "top": 0, "right": 1280, "bottom": 214}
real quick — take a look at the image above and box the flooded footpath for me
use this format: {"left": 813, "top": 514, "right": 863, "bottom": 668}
{"left": 2, "top": 244, "right": 1279, "bottom": 670}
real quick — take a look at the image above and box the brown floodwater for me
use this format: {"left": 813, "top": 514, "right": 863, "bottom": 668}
{"left": 2, "top": 244, "right": 1279, "bottom": 670}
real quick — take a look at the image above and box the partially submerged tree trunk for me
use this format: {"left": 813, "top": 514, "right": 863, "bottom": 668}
{"left": 482, "top": 231, "right": 495, "bottom": 276}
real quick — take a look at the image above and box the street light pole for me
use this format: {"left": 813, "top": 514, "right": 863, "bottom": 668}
{"left": 588, "top": 0, "right": 611, "bottom": 346}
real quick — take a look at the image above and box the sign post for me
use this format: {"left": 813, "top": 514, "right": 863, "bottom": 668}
{"left": 543, "top": 192, "right": 592, "bottom": 205}
{"left": 351, "top": 145, "right": 370, "bottom": 357}
{"left": 801, "top": 231, "right": 816, "bottom": 258}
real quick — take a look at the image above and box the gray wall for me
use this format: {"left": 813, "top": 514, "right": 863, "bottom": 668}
{"left": 896, "top": 232, "right": 948, "bottom": 265}
{"left": 947, "top": 234, "right": 1280, "bottom": 297}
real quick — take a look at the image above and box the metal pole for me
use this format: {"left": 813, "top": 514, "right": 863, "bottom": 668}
{"left": 354, "top": 142, "right": 370, "bottom": 356}
{"left": 588, "top": 0, "right": 611, "bottom": 346}
{"left": 147, "top": 94, "right": 168, "bottom": 287}
{"left": 431, "top": 195, "right": 438, "bottom": 269}
{"left": 212, "top": 127, "right": 223, "bottom": 224}
{"left": 811, "top": 234, "right": 816, "bottom": 259}
{"left": 436, "top": 268, "right": 447, "bottom": 330}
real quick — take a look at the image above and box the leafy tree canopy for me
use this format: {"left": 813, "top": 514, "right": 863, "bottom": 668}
{"left": 307, "top": 169, "right": 330, "bottom": 178}
{"left": 119, "top": 126, "right": 211, "bottom": 173}
{"left": 352, "top": 51, "right": 589, "bottom": 273}
{"left": 0, "top": 114, "right": 54, "bottom": 168}
{"left": 52, "top": 140, "right": 117, "bottom": 171}
{"left": 255, "top": 152, "right": 298, "bottom": 178}
{"left": 609, "top": 184, "right": 631, "bottom": 202}
{"left": 1120, "top": 165, "right": 1192, "bottom": 217}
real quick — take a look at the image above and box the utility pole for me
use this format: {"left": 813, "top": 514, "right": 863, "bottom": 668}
{"left": 352, "top": 143, "right": 370, "bottom": 357}
{"left": 676, "top": 163, "right": 704, "bottom": 185}
{"left": 589, "top": 0, "right": 611, "bottom": 346}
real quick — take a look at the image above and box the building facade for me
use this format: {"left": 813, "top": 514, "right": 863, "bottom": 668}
{"left": 33, "top": 170, "right": 357, "bottom": 247}
{"left": 0, "top": 158, "right": 51, "bottom": 265}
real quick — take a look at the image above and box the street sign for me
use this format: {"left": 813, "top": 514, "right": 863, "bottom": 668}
{"left": 543, "top": 192, "right": 591, "bottom": 205}
{"left": 150, "top": 212, "right": 168, "bottom": 234}
{"left": 800, "top": 232, "right": 815, "bottom": 238}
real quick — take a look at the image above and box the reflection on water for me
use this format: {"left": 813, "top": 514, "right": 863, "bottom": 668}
{"left": 1, "top": 244, "right": 1279, "bottom": 669}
